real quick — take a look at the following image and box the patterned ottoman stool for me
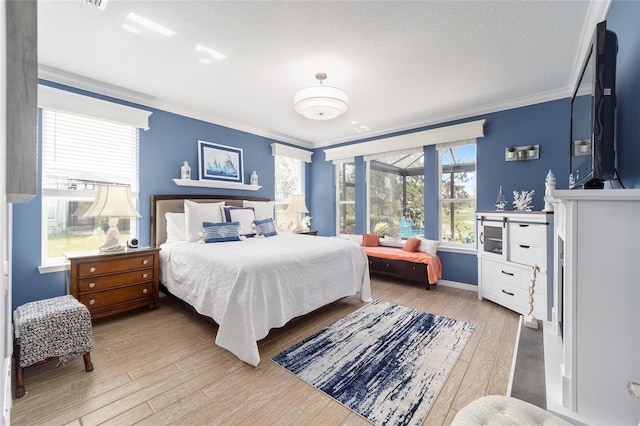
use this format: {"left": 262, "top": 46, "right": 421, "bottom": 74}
{"left": 13, "top": 295, "right": 95, "bottom": 398}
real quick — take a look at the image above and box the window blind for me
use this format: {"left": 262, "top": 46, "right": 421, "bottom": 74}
{"left": 41, "top": 109, "right": 139, "bottom": 192}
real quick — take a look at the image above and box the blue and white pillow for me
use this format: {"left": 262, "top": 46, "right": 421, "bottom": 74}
{"left": 202, "top": 221, "right": 241, "bottom": 243}
{"left": 254, "top": 218, "right": 277, "bottom": 237}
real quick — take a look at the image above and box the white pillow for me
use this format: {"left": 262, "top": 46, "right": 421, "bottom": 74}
{"left": 339, "top": 234, "right": 364, "bottom": 245}
{"left": 418, "top": 237, "right": 440, "bottom": 256}
{"left": 184, "top": 200, "right": 225, "bottom": 242}
{"left": 223, "top": 206, "right": 256, "bottom": 236}
{"left": 242, "top": 200, "right": 275, "bottom": 221}
{"left": 165, "top": 212, "right": 186, "bottom": 243}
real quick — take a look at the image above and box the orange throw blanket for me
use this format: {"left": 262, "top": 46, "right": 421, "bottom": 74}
{"left": 363, "top": 246, "right": 442, "bottom": 284}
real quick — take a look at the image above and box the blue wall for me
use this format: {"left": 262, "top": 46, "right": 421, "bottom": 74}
{"left": 12, "top": 0, "right": 640, "bottom": 306}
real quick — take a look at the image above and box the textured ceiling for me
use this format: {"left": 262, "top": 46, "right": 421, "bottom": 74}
{"left": 37, "top": 1, "right": 608, "bottom": 148}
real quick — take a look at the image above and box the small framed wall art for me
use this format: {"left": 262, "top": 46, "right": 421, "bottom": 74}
{"left": 197, "top": 140, "right": 244, "bottom": 183}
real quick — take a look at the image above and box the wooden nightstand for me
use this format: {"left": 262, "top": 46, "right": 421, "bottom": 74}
{"left": 65, "top": 247, "right": 160, "bottom": 319}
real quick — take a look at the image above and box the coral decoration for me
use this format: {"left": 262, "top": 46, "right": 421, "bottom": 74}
{"left": 513, "top": 190, "right": 534, "bottom": 211}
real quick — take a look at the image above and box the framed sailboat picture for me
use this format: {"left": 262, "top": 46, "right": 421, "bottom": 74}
{"left": 197, "top": 140, "right": 244, "bottom": 183}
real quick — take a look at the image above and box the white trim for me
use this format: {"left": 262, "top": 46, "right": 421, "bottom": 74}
{"left": 324, "top": 120, "right": 485, "bottom": 162}
{"left": 363, "top": 146, "right": 422, "bottom": 162}
{"left": 271, "top": 143, "right": 313, "bottom": 163}
{"left": 38, "top": 84, "right": 152, "bottom": 130}
{"left": 507, "top": 315, "right": 525, "bottom": 396}
{"left": 436, "top": 279, "right": 478, "bottom": 292}
{"left": 38, "top": 262, "right": 70, "bottom": 274}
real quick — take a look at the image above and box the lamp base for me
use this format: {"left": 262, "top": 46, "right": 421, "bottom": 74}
{"left": 99, "top": 219, "right": 125, "bottom": 252}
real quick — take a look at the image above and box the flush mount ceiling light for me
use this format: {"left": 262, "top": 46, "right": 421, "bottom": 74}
{"left": 294, "top": 72, "right": 348, "bottom": 120}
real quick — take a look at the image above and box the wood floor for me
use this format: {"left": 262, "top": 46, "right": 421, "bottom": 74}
{"left": 10, "top": 277, "right": 519, "bottom": 425}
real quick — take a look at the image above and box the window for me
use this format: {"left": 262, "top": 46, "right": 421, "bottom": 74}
{"left": 367, "top": 149, "right": 424, "bottom": 239}
{"left": 41, "top": 109, "right": 139, "bottom": 265}
{"left": 336, "top": 162, "right": 356, "bottom": 235}
{"left": 438, "top": 142, "right": 476, "bottom": 246}
{"left": 274, "top": 155, "right": 303, "bottom": 231}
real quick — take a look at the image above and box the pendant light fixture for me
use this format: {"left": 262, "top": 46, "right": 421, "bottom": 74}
{"left": 294, "top": 72, "right": 349, "bottom": 120}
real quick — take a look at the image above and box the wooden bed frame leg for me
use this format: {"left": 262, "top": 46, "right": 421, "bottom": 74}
{"left": 83, "top": 353, "right": 94, "bottom": 372}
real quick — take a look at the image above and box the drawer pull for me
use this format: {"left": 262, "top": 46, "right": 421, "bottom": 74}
{"left": 142, "top": 288, "right": 148, "bottom": 294}
{"left": 142, "top": 259, "right": 149, "bottom": 265}
{"left": 519, "top": 224, "right": 529, "bottom": 228}
{"left": 89, "top": 282, "right": 96, "bottom": 289}
{"left": 142, "top": 273, "right": 149, "bottom": 279}
{"left": 519, "top": 244, "right": 530, "bottom": 249}
{"left": 501, "top": 270, "right": 514, "bottom": 276}
{"left": 89, "top": 267, "right": 96, "bottom": 273}
{"left": 501, "top": 289, "right": 515, "bottom": 297}
{"left": 89, "top": 299, "right": 96, "bottom": 305}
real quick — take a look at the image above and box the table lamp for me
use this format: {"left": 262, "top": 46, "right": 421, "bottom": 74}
{"left": 287, "top": 194, "right": 309, "bottom": 232}
{"left": 83, "top": 184, "right": 141, "bottom": 251}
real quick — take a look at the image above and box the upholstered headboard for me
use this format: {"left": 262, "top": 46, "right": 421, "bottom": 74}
{"left": 150, "top": 194, "right": 270, "bottom": 247}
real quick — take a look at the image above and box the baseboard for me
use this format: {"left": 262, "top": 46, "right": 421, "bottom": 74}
{"left": 507, "top": 315, "right": 524, "bottom": 396}
{"left": 436, "top": 280, "right": 478, "bottom": 292}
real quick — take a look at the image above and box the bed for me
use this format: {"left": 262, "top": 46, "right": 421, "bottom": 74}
{"left": 150, "top": 194, "right": 372, "bottom": 366}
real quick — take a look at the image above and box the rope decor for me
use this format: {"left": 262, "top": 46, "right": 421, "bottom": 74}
{"left": 524, "top": 265, "right": 541, "bottom": 329}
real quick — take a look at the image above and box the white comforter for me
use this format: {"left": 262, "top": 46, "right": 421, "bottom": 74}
{"left": 160, "top": 233, "right": 372, "bottom": 366}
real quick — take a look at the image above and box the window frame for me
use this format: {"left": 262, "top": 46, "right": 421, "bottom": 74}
{"left": 335, "top": 161, "right": 356, "bottom": 236}
{"left": 437, "top": 140, "right": 477, "bottom": 252}
{"left": 39, "top": 108, "right": 140, "bottom": 271}
{"left": 273, "top": 154, "right": 304, "bottom": 232}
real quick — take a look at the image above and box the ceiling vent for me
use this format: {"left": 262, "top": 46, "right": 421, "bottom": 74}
{"left": 82, "top": 0, "right": 108, "bottom": 11}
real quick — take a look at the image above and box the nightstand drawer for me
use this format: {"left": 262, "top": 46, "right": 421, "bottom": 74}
{"left": 78, "top": 283, "right": 154, "bottom": 310}
{"left": 508, "top": 222, "right": 543, "bottom": 245}
{"left": 78, "top": 268, "right": 154, "bottom": 292}
{"left": 78, "top": 255, "right": 155, "bottom": 277}
{"left": 509, "top": 243, "right": 545, "bottom": 269}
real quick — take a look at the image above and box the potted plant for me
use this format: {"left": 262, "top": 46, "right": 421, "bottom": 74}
{"left": 506, "top": 146, "right": 516, "bottom": 160}
{"left": 528, "top": 145, "right": 537, "bottom": 158}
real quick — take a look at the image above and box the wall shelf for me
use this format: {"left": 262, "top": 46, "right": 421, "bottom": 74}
{"left": 172, "top": 179, "right": 262, "bottom": 191}
{"left": 505, "top": 144, "right": 539, "bottom": 161}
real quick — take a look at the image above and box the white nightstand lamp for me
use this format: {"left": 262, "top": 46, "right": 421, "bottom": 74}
{"left": 83, "top": 184, "right": 141, "bottom": 251}
{"left": 287, "top": 194, "right": 309, "bottom": 233}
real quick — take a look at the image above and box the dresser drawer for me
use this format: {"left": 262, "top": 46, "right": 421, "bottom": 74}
{"left": 509, "top": 243, "right": 545, "bottom": 269}
{"left": 78, "top": 268, "right": 154, "bottom": 292}
{"left": 78, "top": 255, "right": 155, "bottom": 277}
{"left": 78, "top": 282, "right": 154, "bottom": 310}
{"left": 481, "top": 259, "right": 546, "bottom": 294}
{"left": 508, "top": 222, "right": 543, "bottom": 245}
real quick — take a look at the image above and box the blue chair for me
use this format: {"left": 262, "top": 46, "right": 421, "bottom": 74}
{"left": 399, "top": 217, "right": 413, "bottom": 239}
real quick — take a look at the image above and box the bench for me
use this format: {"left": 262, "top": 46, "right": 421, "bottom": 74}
{"left": 363, "top": 246, "right": 442, "bottom": 289}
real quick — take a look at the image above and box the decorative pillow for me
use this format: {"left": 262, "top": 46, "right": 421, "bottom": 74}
{"left": 202, "top": 221, "right": 241, "bottom": 243}
{"left": 254, "top": 218, "right": 278, "bottom": 237}
{"left": 223, "top": 206, "right": 256, "bottom": 236}
{"left": 165, "top": 212, "right": 186, "bottom": 243}
{"left": 418, "top": 237, "right": 440, "bottom": 256}
{"left": 243, "top": 200, "right": 275, "bottom": 221}
{"left": 362, "top": 233, "right": 380, "bottom": 247}
{"left": 184, "top": 200, "right": 225, "bottom": 242}
{"left": 402, "top": 237, "right": 421, "bottom": 252}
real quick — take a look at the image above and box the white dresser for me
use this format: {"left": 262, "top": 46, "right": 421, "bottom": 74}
{"left": 476, "top": 211, "right": 553, "bottom": 321}
{"left": 544, "top": 189, "right": 640, "bottom": 426}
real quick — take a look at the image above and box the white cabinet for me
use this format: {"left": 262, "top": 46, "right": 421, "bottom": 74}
{"left": 476, "top": 211, "right": 553, "bottom": 321}
{"left": 544, "top": 189, "right": 640, "bottom": 426}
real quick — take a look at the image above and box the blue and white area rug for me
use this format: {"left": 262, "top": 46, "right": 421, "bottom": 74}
{"left": 272, "top": 300, "right": 475, "bottom": 426}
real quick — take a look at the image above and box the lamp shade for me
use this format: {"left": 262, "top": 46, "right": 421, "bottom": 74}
{"left": 286, "top": 194, "right": 309, "bottom": 214}
{"left": 83, "top": 184, "right": 141, "bottom": 218}
{"left": 294, "top": 85, "right": 349, "bottom": 120}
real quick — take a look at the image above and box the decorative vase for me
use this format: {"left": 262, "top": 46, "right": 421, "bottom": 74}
{"left": 528, "top": 148, "right": 536, "bottom": 158}
{"left": 250, "top": 170, "right": 259, "bottom": 186}
{"left": 579, "top": 143, "right": 589, "bottom": 153}
{"left": 506, "top": 150, "right": 516, "bottom": 160}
